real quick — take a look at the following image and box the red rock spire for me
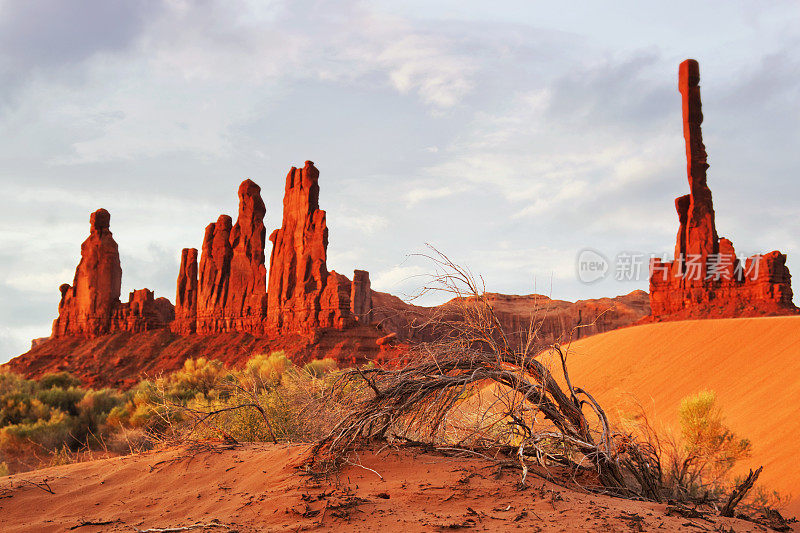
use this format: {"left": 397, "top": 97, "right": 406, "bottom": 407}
{"left": 172, "top": 248, "right": 198, "bottom": 334}
{"left": 228, "top": 179, "right": 268, "bottom": 330}
{"left": 195, "top": 180, "right": 268, "bottom": 333}
{"left": 52, "top": 208, "right": 122, "bottom": 336}
{"left": 676, "top": 59, "right": 718, "bottom": 281}
{"left": 267, "top": 161, "right": 354, "bottom": 333}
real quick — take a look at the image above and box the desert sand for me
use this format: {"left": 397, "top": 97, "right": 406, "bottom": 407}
{"left": 564, "top": 316, "right": 800, "bottom": 516}
{"left": 0, "top": 442, "right": 778, "bottom": 532}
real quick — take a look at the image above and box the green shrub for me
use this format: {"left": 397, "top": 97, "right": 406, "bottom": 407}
{"left": 165, "top": 358, "right": 227, "bottom": 400}
{"left": 37, "top": 387, "right": 86, "bottom": 416}
{"left": 38, "top": 372, "right": 81, "bottom": 390}
{"left": 0, "top": 411, "right": 75, "bottom": 452}
{"left": 242, "top": 352, "right": 291, "bottom": 390}
{"left": 303, "top": 358, "right": 338, "bottom": 378}
{"left": 678, "top": 390, "right": 751, "bottom": 484}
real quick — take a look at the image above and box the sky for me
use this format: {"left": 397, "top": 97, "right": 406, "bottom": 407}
{"left": 1, "top": 0, "right": 798, "bottom": 363}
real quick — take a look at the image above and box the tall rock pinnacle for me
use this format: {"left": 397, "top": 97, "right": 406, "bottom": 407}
{"left": 266, "top": 161, "right": 355, "bottom": 333}
{"left": 648, "top": 60, "right": 796, "bottom": 319}
{"left": 52, "top": 209, "right": 123, "bottom": 336}
{"left": 677, "top": 59, "right": 718, "bottom": 281}
{"left": 173, "top": 248, "right": 199, "bottom": 335}
{"left": 52, "top": 209, "right": 173, "bottom": 336}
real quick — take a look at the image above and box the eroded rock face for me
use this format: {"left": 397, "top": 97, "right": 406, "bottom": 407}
{"left": 228, "top": 180, "right": 268, "bottom": 331}
{"left": 266, "top": 161, "right": 354, "bottom": 333}
{"left": 114, "top": 289, "right": 175, "bottom": 333}
{"left": 181, "top": 168, "right": 372, "bottom": 335}
{"left": 648, "top": 60, "right": 797, "bottom": 319}
{"left": 52, "top": 209, "right": 174, "bottom": 337}
{"left": 172, "top": 248, "right": 198, "bottom": 335}
{"left": 196, "top": 215, "right": 233, "bottom": 333}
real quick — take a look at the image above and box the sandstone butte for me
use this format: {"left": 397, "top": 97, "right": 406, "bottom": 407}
{"left": 50, "top": 161, "right": 375, "bottom": 342}
{"left": 4, "top": 161, "right": 398, "bottom": 389}
{"left": 648, "top": 59, "right": 798, "bottom": 320}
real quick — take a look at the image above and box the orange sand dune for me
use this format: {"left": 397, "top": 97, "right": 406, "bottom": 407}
{"left": 565, "top": 316, "right": 800, "bottom": 513}
{"left": 0, "top": 443, "right": 774, "bottom": 532}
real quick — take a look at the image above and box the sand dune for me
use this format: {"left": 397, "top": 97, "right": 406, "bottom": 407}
{"left": 565, "top": 316, "right": 800, "bottom": 513}
{"left": 0, "top": 443, "right": 775, "bottom": 532}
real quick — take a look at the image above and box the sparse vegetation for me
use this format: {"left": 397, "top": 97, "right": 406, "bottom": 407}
{"left": 0, "top": 368, "right": 126, "bottom": 471}
{"left": 0, "top": 355, "right": 345, "bottom": 475}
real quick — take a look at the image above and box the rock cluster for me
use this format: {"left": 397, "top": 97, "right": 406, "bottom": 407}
{"left": 52, "top": 161, "right": 373, "bottom": 339}
{"left": 53, "top": 209, "right": 174, "bottom": 337}
{"left": 648, "top": 60, "right": 796, "bottom": 319}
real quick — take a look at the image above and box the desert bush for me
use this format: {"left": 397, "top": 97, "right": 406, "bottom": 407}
{"left": 310, "top": 247, "right": 773, "bottom": 525}
{"left": 651, "top": 390, "right": 752, "bottom": 499}
{"left": 312, "top": 248, "right": 641, "bottom": 496}
{"left": 36, "top": 386, "right": 86, "bottom": 416}
{"left": 678, "top": 390, "right": 751, "bottom": 481}
{"left": 622, "top": 391, "right": 764, "bottom": 510}
{"left": 242, "top": 351, "right": 291, "bottom": 390}
{"left": 130, "top": 353, "right": 349, "bottom": 446}
{"left": 165, "top": 357, "right": 227, "bottom": 400}
{"left": 0, "top": 461, "right": 8, "bottom": 476}
{"left": 38, "top": 372, "right": 81, "bottom": 390}
{"left": 0, "top": 411, "right": 75, "bottom": 452}
{"left": 303, "top": 358, "right": 338, "bottom": 378}
{"left": 0, "top": 371, "right": 126, "bottom": 472}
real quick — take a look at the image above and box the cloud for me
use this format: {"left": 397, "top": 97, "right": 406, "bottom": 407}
{"left": 0, "top": 0, "right": 161, "bottom": 102}
{"left": 372, "top": 264, "right": 428, "bottom": 292}
{"left": 332, "top": 210, "right": 390, "bottom": 235}
{"left": 405, "top": 186, "right": 456, "bottom": 206}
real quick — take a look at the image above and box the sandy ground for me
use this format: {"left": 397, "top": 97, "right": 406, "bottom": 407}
{"left": 564, "top": 316, "right": 800, "bottom": 516}
{"left": 0, "top": 442, "right": 780, "bottom": 532}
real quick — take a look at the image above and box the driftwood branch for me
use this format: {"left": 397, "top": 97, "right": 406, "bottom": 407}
{"left": 720, "top": 466, "right": 762, "bottom": 517}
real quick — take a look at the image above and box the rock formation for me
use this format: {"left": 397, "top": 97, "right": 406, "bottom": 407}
{"left": 266, "top": 161, "right": 356, "bottom": 333}
{"left": 648, "top": 60, "right": 797, "bottom": 319}
{"left": 172, "top": 248, "right": 198, "bottom": 335}
{"left": 113, "top": 289, "right": 175, "bottom": 333}
{"left": 351, "top": 269, "right": 372, "bottom": 324}
{"left": 52, "top": 209, "right": 174, "bottom": 337}
{"left": 195, "top": 180, "right": 268, "bottom": 334}
{"left": 196, "top": 215, "right": 233, "bottom": 333}
{"left": 228, "top": 180, "right": 268, "bottom": 331}
{"left": 52, "top": 209, "right": 123, "bottom": 336}
{"left": 371, "top": 290, "right": 650, "bottom": 345}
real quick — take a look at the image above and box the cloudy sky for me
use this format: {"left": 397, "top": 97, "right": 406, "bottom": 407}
{"left": 1, "top": 0, "right": 798, "bottom": 362}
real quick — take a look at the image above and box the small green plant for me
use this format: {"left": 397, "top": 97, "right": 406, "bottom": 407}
{"left": 677, "top": 390, "right": 751, "bottom": 488}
